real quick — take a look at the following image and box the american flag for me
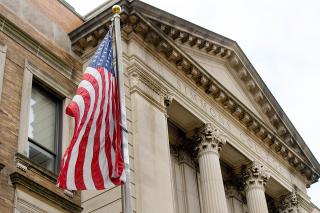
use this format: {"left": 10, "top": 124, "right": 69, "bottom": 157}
{"left": 57, "top": 28, "right": 125, "bottom": 190}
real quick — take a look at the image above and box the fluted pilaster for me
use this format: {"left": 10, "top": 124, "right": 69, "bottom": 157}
{"left": 225, "top": 183, "right": 244, "bottom": 213}
{"left": 195, "top": 123, "right": 228, "bottom": 213}
{"left": 279, "top": 191, "right": 299, "bottom": 213}
{"left": 242, "top": 161, "right": 270, "bottom": 213}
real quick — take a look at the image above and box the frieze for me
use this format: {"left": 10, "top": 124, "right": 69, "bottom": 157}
{"left": 127, "top": 54, "right": 307, "bottom": 192}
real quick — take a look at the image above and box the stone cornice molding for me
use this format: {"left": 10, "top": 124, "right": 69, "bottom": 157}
{"left": 136, "top": 1, "right": 318, "bottom": 172}
{"left": 14, "top": 153, "right": 79, "bottom": 201}
{"left": 68, "top": 0, "right": 319, "bottom": 184}
{"left": 296, "top": 192, "right": 314, "bottom": 212}
{"left": 12, "top": 153, "right": 82, "bottom": 213}
{"left": 241, "top": 161, "right": 270, "bottom": 191}
{"left": 126, "top": 11, "right": 319, "bottom": 184}
{"left": 0, "top": 5, "right": 82, "bottom": 83}
{"left": 195, "top": 123, "right": 226, "bottom": 157}
{"left": 127, "top": 61, "right": 168, "bottom": 96}
{"left": 25, "top": 60, "right": 77, "bottom": 99}
{"left": 127, "top": 59, "right": 169, "bottom": 112}
{"left": 15, "top": 153, "right": 57, "bottom": 183}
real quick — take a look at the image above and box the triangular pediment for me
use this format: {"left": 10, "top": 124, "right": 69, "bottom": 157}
{"left": 179, "top": 45, "right": 270, "bottom": 123}
{"left": 134, "top": 10, "right": 320, "bottom": 181}
{"left": 68, "top": 0, "right": 320, "bottom": 185}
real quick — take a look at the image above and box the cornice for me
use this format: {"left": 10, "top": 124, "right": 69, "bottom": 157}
{"left": 126, "top": 11, "right": 319, "bottom": 184}
{"left": 57, "top": 0, "right": 84, "bottom": 20}
{"left": 25, "top": 60, "right": 77, "bottom": 99}
{"left": 127, "top": 58, "right": 169, "bottom": 96}
{"left": 68, "top": 0, "right": 319, "bottom": 185}
{"left": 127, "top": 57, "right": 168, "bottom": 113}
{"left": 0, "top": 7, "right": 81, "bottom": 82}
{"left": 297, "top": 193, "right": 314, "bottom": 212}
{"left": 141, "top": 11, "right": 320, "bottom": 176}
{"left": 15, "top": 153, "right": 57, "bottom": 183}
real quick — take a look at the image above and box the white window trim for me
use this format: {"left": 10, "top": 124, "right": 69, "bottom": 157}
{"left": 17, "top": 63, "right": 33, "bottom": 155}
{"left": 62, "top": 97, "right": 74, "bottom": 155}
{"left": 0, "top": 42, "right": 7, "bottom": 102}
{"left": 18, "top": 60, "right": 73, "bottom": 160}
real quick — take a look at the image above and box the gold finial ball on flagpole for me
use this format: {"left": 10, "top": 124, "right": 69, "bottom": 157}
{"left": 112, "top": 5, "right": 121, "bottom": 14}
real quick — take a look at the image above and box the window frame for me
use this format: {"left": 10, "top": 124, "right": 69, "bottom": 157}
{"left": 27, "top": 81, "right": 63, "bottom": 173}
{"left": 18, "top": 61, "right": 73, "bottom": 175}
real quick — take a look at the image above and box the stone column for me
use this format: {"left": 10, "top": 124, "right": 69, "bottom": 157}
{"left": 195, "top": 123, "right": 228, "bottom": 213}
{"left": 279, "top": 191, "right": 299, "bottom": 213}
{"left": 242, "top": 161, "right": 270, "bottom": 213}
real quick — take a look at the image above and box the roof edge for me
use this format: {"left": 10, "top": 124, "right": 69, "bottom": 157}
{"left": 131, "top": 0, "right": 320, "bottom": 172}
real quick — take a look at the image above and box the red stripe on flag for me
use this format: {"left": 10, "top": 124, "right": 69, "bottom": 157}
{"left": 74, "top": 73, "right": 100, "bottom": 189}
{"left": 91, "top": 67, "right": 107, "bottom": 189}
{"left": 57, "top": 88, "right": 90, "bottom": 189}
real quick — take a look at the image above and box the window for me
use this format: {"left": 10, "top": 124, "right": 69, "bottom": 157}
{"left": 27, "top": 83, "right": 62, "bottom": 173}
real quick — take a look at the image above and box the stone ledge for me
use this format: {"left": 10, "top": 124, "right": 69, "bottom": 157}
{"left": 10, "top": 172, "right": 83, "bottom": 213}
{"left": 15, "top": 153, "right": 57, "bottom": 183}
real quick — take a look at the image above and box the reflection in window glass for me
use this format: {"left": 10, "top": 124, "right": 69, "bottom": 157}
{"left": 27, "top": 84, "right": 60, "bottom": 172}
{"left": 29, "top": 142, "right": 55, "bottom": 171}
{"left": 28, "top": 86, "right": 57, "bottom": 152}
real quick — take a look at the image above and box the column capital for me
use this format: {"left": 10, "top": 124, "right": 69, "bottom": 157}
{"left": 242, "top": 161, "right": 270, "bottom": 190}
{"left": 279, "top": 191, "right": 298, "bottom": 213}
{"left": 163, "top": 94, "right": 173, "bottom": 107}
{"left": 195, "top": 123, "right": 226, "bottom": 156}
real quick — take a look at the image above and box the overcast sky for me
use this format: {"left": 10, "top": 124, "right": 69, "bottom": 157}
{"left": 65, "top": 0, "right": 320, "bottom": 207}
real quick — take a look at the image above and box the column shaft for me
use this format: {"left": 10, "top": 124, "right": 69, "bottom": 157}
{"left": 246, "top": 187, "right": 269, "bottom": 213}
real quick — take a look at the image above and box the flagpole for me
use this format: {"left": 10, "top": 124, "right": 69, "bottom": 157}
{"left": 112, "top": 5, "right": 133, "bottom": 213}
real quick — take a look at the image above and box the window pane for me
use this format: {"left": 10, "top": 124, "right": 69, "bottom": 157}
{"left": 28, "top": 141, "right": 55, "bottom": 171}
{"left": 28, "top": 86, "right": 57, "bottom": 153}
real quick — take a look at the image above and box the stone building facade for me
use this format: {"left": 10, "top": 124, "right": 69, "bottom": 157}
{"left": 0, "top": 0, "right": 319, "bottom": 213}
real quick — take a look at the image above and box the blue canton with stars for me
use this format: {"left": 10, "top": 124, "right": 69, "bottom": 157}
{"left": 89, "top": 29, "right": 115, "bottom": 76}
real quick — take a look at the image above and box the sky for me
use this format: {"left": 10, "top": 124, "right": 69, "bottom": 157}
{"left": 65, "top": 0, "right": 320, "bottom": 207}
